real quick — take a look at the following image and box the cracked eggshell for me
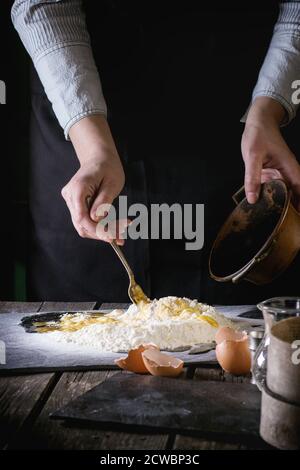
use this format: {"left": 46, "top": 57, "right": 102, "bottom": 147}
{"left": 215, "top": 330, "right": 251, "bottom": 376}
{"left": 115, "top": 343, "right": 159, "bottom": 374}
{"left": 215, "top": 326, "right": 245, "bottom": 345}
{"left": 142, "top": 349, "right": 184, "bottom": 377}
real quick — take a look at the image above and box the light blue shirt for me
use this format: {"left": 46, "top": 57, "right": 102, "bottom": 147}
{"left": 11, "top": 1, "right": 300, "bottom": 139}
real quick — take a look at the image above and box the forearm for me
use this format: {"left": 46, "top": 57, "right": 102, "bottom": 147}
{"left": 11, "top": 0, "right": 107, "bottom": 139}
{"left": 69, "top": 115, "right": 120, "bottom": 166}
{"left": 246, "top": 96, "right": 286, "bottom": 128}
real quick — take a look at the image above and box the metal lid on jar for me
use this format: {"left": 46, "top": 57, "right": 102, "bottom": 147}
{"left": 249, "top": 329, "right": 264, "bottom": 351}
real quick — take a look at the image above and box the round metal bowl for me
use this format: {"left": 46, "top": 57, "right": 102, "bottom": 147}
{"left": 209, "top": 180, "right": 300, "bottom": 285}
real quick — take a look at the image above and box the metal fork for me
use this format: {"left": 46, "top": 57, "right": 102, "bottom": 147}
{"left": 110, "top": 241, "right": 150, "bottom": 305}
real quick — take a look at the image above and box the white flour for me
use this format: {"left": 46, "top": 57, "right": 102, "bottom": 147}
{"left": 47, "top": 296, "right": 236, "bottom": 352}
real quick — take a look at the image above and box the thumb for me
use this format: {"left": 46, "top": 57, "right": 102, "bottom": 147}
{"left": 90, "top": 179, "right": 118, "bottom": 222}
{"left": 244, "top": 152, "right": 263, "bottom": 204}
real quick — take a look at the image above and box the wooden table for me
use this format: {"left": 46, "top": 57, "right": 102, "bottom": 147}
{"left": 0, "top": 301, "right": 264, "bottom": 450}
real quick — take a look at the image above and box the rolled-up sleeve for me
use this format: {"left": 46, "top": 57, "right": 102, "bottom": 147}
{"left": 242, "top": 1, "right": 300, "bottom": 125}
{"left": 11, "top": 0, "right": 107, "bottom": 139}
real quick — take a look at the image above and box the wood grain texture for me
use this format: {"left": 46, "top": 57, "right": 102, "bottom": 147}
{"left": 192, "top": 365, "right": 223, "bottom": 382}
{"left": 173, "top": 432, "right": 268, "bottom": 450}
{"left": 0, "top": 301, "right": 95, "bottom": 448}
{"left": 0, "top": 301, "right": 56, "bottom": 449}
{"left": 0, "top": 301, "right": 42, "bottom": 314}
{"left": 173, "top": 435, "right": 245, "bottom": 450}
{"left": 194, "top": 366, "right": 252, "bottom": 384}
{"left": 40, "top": 301, "right": 97, "bottom": 312}
{"left": 14, "top": 370, "right": 169, "bottom": 450}
{"left": 0, "top": 373, "right": 57, "bottom": 449}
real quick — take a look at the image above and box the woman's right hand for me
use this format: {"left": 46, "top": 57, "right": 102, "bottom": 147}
{"left": 61, "top": 115, "right": 129, "bottom": 244}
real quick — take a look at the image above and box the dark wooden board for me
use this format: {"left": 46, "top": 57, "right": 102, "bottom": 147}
{"left": 10, "top": 370, "right": 169, "bottom": 450}
{"left": 52, "top": 372, "right": 262, "bottom": 443}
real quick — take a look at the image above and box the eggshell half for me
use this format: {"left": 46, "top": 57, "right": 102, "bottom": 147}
{"left": 215, "top": 335, "right": 251, "bottom": 376}
{"left": 115, "top": 343, "right": 159, "bottom": 374}
{"left": 215, "top": 326, "right": 245, "bottom": 345}
{"left": 142, "top": 349, "right": 184, "bottom": 377}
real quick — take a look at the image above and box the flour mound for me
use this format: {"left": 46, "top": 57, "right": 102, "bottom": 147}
{"left": 47, "top": 296, "right": 235, "bottom": 352}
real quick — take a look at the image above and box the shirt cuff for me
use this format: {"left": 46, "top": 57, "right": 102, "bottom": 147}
{"left": 34, "top": 43, "right": 107, "bottom": 139}
{"left": 241, "top": 2, "right": 300, "bottom": 125}
{"left": 240, "top": 92, "right": 291, "bottom": 126}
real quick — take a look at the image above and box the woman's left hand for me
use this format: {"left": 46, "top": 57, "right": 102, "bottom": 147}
{"left": 241, "top": 96, "right": 300, "bottom": 211}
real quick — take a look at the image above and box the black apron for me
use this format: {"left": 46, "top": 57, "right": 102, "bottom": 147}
{"left": 28, "top": 1, "right": 300, "bottom": 304}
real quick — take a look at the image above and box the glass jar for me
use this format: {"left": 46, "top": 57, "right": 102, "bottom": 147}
{"left": 252, "top": 297, "right": 300, "bottom": 391}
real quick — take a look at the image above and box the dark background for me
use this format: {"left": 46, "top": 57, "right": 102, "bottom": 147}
{"left": 1, "top": 0, "right": 29, "bottom": 300}
{"left": 0, "top": 0, "right": 299, "bottom": 301}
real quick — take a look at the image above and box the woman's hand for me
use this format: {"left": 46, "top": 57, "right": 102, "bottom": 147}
{"left": 61, "top": 115, "right": 128, "bottom": 244}
{"left": 241, "top": 96, "right": 300, "bottom": 211}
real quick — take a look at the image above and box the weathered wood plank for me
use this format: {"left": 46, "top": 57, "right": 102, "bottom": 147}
{"left": 0, "top": 301, "right": 56, "bottom": 449}
{"left": 0, "top": 373, "right": 57, "bottom": 449}
{"left": 222, "top": 372, "right": 251, "bottom": 384}
{"left": 194, "top": 366, "right": 252, "bottom": 384}
{"left": 173, "top": 435, "right": 246, "bottom": 450}
{"left": 40, "top": 301, "right": 97, "bottom": 312}
{"left": 173, "top": 433, "right": 268, "bottom": 450}
{"left": 14, "top": 370, "right": 169, "bottom": 450}
{"left": 1, "top": 302, "right": 97, "bottom": 449}
{"left": 95, "top": 430, "right": 168, "bottom": 451}
{"left": 192, "top": 365, "right": 223, "bottom": 382}
{"left": 0, "top": 301, "right": 42, "bottom": 314}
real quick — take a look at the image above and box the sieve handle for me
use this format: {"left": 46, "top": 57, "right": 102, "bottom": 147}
{"left": 232, "top": 186, "right": 246, "bottom": 206}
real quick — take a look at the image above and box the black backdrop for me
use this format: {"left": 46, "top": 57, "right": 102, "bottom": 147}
{"left": 0, "top": 0, "right": 299, "bottom": 301}
{"left": 0, "top": 0, "right": 30, "bottom": 300}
